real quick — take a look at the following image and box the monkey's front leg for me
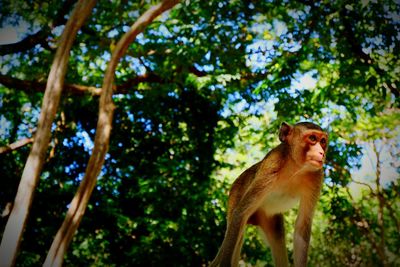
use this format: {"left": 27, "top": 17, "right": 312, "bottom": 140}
{"left": 210, "top": 212, "right": 247, "bottom": 267}
{"left": 293, "top": 198, "right": 316, "bottom": 267}
{"left": 215, "top": 183, "right": 272, "bottom": 265}
{"left": 256, "top": 212, "right": 288, "bottom": 267}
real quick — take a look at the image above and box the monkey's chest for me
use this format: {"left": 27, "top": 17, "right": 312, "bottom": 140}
{"left": 261, "top": 192, "right": 299, "bottom": 215}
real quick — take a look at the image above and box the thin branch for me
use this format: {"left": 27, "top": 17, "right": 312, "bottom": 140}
{"left": 0, "top": 73, "right": 167, "bottom": 96}
{"left": 0, "top": 71, "right": 171, "bottom": 96}
{"left": 116, "top": 72, "right": 167, "bottom": 93}
{"left": 0, "top": 30, "right": 51, "bottom": 55}
{"left": 344, "top": 187, "right": 386, "bottom": 263}
{"left": 0, "top": 74, "right": 101, "bottom": 95}
{"left": 0, "top": 137, "right": 34, "bottom": 154}
{"left": 0, "top": 0, "right": 76, "bottom": 55}
{"left": 43, "top": 1, "right": 181, "bottom": 266}
{"left": 0, "top": 69, "right": 267, "bottom": 96}
{"left": 0, "top": 1, "right": 96, "bottom": 266}
{"left": 372, "top": 142, "right": 388, "bottom": 266}
{"left": 351, "top": 180, "right": 375, "bottom": 194}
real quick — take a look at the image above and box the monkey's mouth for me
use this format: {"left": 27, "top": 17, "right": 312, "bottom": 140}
{"left": 309, "top": 159, "right": 324, "bottom": 167}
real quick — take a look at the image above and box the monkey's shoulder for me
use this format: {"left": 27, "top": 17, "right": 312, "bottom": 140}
{"left": 230, "top": 146, "right": 286, "bottom": 192}
{"left": 231, "top": 162, "right": 260, "bottom": 188}
{"left": 257, "top": 146, "right": 285, "bottom": 174}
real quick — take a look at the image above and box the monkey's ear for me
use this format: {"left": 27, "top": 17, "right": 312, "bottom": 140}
{"left": 279, "top": 122, "right": 292, "bottom": 142}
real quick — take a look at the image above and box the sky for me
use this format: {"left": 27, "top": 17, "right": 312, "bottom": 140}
{"left": 0, "top": 26, "right": 22, "bottom": 45}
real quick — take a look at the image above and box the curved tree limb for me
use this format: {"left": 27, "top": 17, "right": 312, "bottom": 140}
{"left": 43, "top": 1, "right": 180, "bottom": 266}
{"left": 0, "top": 72, "right": 166, "bottom": 96}
{"left": 0, "top": 137, "right": 34, "bottom": 155}
{"left": 0, "top": 65, "right": 272, "bottom": 96}
{"left": 0, "top": 74, "right": 101, "bottom": 95}
{"left": 0, "top": 1, "right": 96, "bottom": 266}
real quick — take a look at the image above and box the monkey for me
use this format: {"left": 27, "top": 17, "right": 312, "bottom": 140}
{"left": 210, "top": 122, "right": 328, "bottom": 267}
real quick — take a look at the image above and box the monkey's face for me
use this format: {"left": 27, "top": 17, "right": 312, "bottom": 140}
{"left": 302, "top": 131, "right": 328, "bottom": 169}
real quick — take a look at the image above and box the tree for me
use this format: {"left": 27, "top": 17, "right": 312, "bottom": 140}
{"left": 0, "top": 0, "right": 398, "bottom": 265}
{"left": 44, "top": 1, "right": 180, "bottom": 266}
{"left": 0, "top": 1, "right": 96, "bottom": 265}
{"left": 315, "top": 111, "right": 400, "bottom": 266}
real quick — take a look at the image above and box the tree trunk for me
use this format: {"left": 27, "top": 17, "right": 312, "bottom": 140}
{"left": 43, "top": 1, "right": 180, "bottom": 266}
{"left": 0, "top": 1, "right": 96, "bottom": 266}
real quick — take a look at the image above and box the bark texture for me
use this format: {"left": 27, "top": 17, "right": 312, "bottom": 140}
{"left": 0, "top": 1, "right": 96, "bottom": 266}
{"left": 43, "top": 1, "right": 180, "bottom": 266}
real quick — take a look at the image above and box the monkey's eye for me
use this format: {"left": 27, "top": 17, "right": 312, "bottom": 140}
{"left": 309, "top": 135, "right": 317, "bottom": 142}
{"left": 320, "top": 138, "right": 327, "bottom": 145}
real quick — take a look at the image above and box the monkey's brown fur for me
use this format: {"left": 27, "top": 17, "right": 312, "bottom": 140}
{"left": 210, "top": 122, "right": 328, "bottom": 267}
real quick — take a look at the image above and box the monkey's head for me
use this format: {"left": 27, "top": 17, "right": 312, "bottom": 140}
{"left": 279, "top": 122, "right": 328, "bottom": 170}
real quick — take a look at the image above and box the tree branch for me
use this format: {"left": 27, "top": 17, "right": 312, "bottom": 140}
{"left": 0, "top": 137, "right": 34, "bottom": 155}
{"left": 351, "top": 180, "right": 375, "bottom": 194}
{"left": 0, "top": 74, "right": 101, "bottom": 95}
{"left": 0, "top": 0, "right": 76, "bottom": 55}
{"left": 0, "top": 73, "right": 171, "bottom": 96}
{"left": 0, "top": 1, "right": 96, "bottom": 266}
{"left": 345, "top": 187, "right": 386, "bottom": 264}
{"left": 0, "top": 66, "right": 275, "bottom": 96}
{"left": 0, "top": 62, "right": 215, "bottom": 96}
{"left": 117, "top": 72, "right": 167, "bottom": 93}
{"left": 44, "top": 1, "right": 181, "bottom": 266}
{"left": 0, "top": 30, "right": 51, "bottom": 55}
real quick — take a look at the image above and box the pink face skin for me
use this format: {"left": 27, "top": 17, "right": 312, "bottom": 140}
{"left": 303, "top": 131, "right": 328, "bottom": 169}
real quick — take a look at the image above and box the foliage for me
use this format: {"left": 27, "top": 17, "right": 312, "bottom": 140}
{"left": 0, "top": 0, "right": 399, "bottom": 266}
